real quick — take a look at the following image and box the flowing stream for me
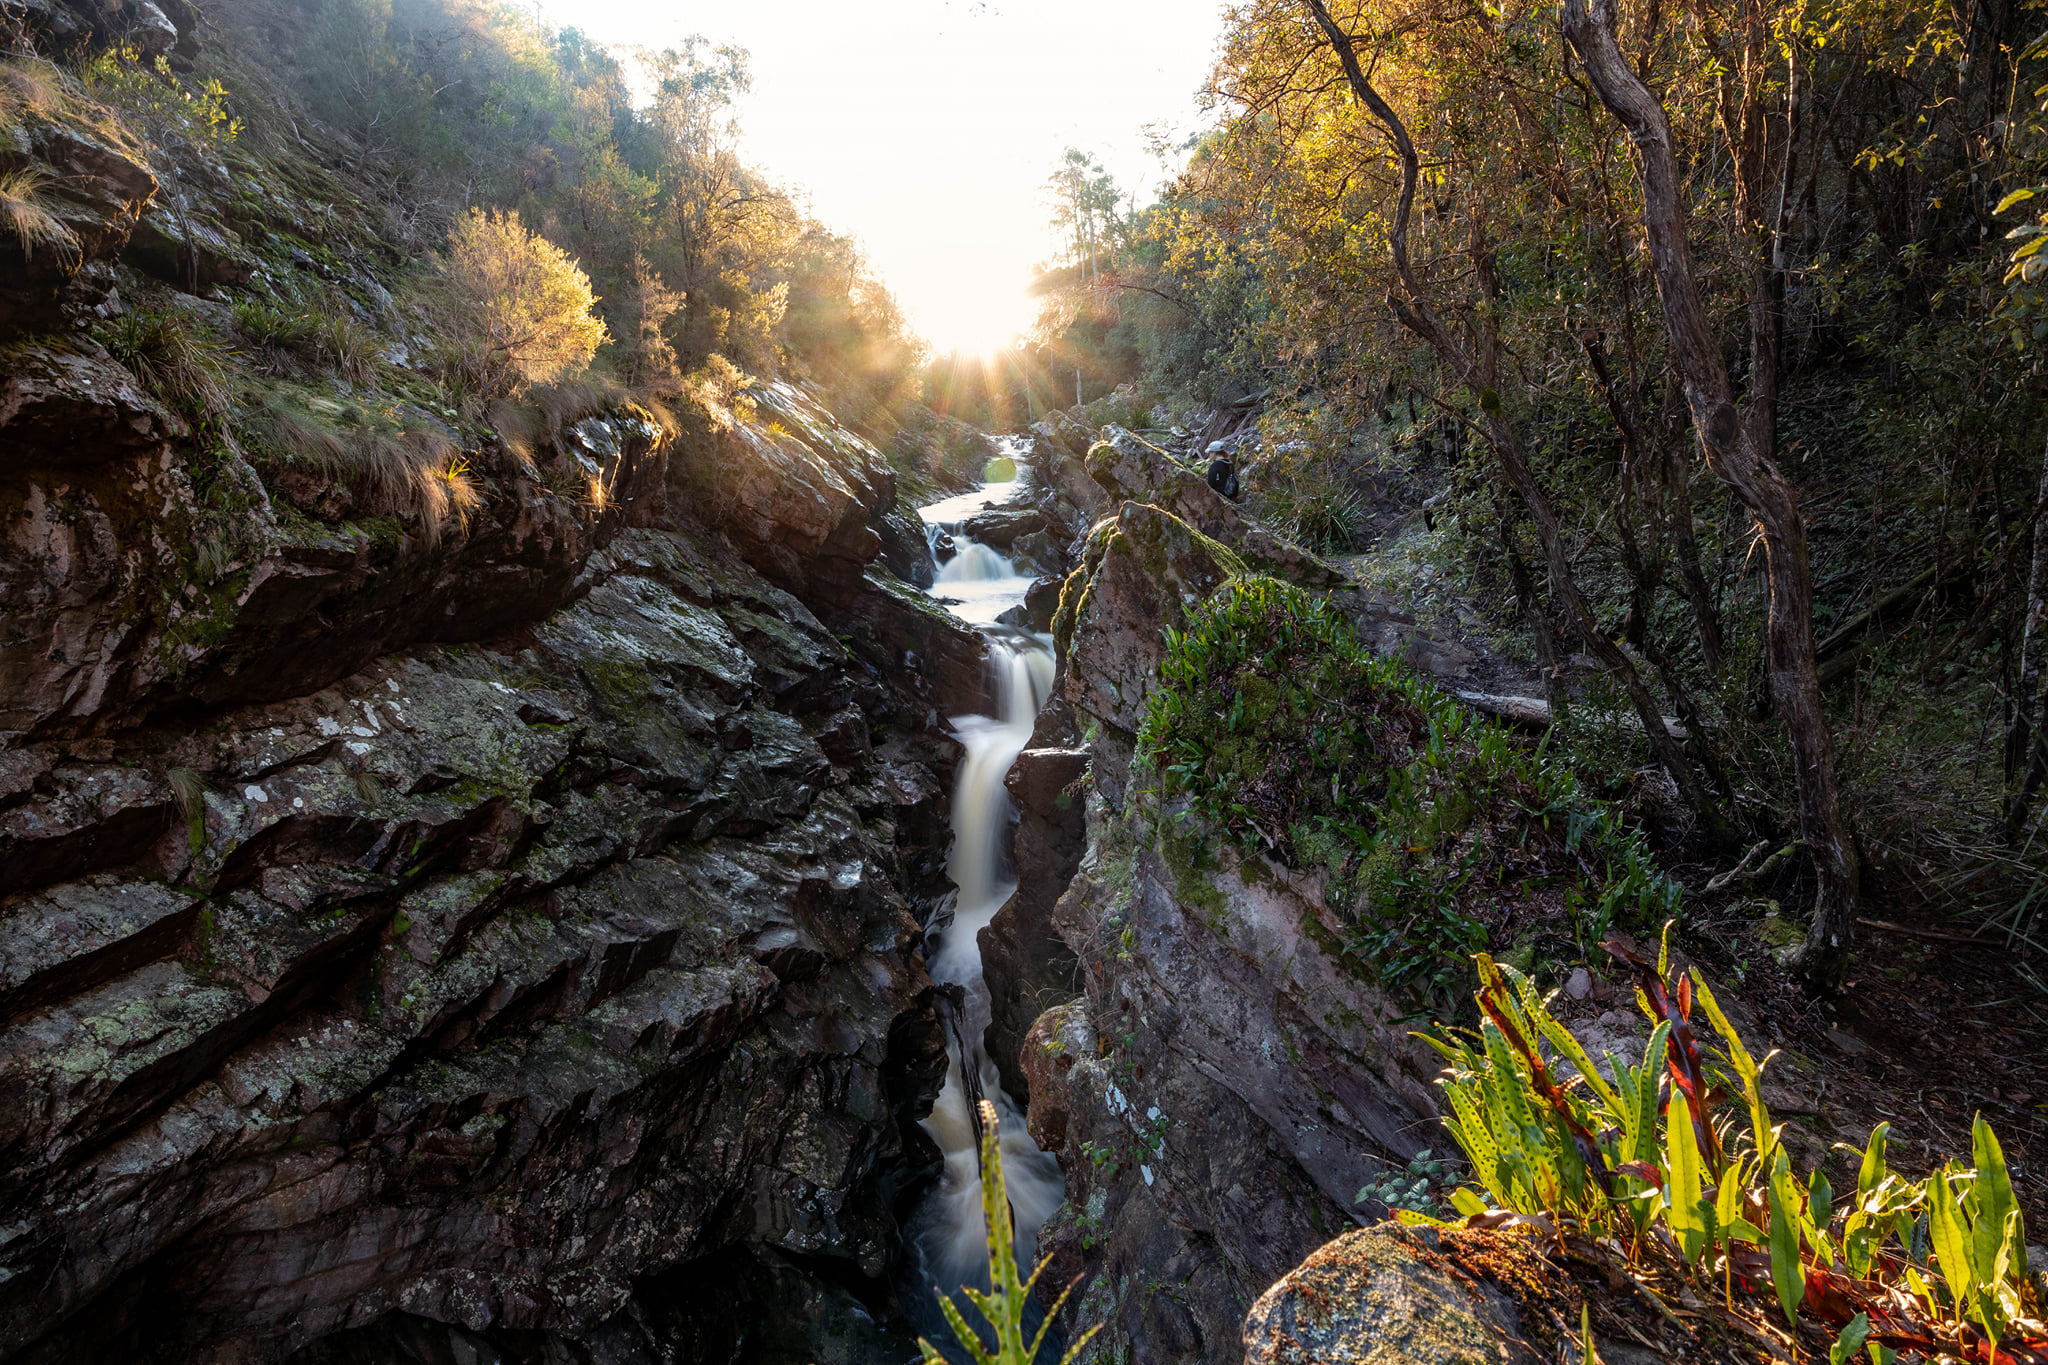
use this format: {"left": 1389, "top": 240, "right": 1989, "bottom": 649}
{"left": 909, "top": 456, "right": 1067, "bottom": 1302}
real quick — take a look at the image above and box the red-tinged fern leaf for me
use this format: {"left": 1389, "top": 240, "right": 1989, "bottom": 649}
{"left": 1604, "top": 937, "right": 1723, "bottom": 1174}
{"left": 1474, "top": 961, "right": 1617, "bottom": 1196}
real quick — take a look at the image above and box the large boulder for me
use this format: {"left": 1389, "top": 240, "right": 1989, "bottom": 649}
{"left": 1028, "top": 420, "right": 1112, "bottom": 529}
{"left": 1086, "top": 429, "right": 1341, "bottom": 587}
{"left": 1016, "top": 496, "right": 1446, "bottom": 1365}
{"left": 962, "top": 505, "right": 1045, "bottom": 549}
{"left": 1242, "top": 1227, "right": 1542, "bottom": 1365}
{"left": 1053, "top": 502, "right": 1244, "bottom": 746}
{"left": 675, "top": 381, "right": 894, "bottom": 607}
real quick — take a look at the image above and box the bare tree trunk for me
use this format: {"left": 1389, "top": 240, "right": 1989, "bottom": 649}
{"left": 1300, "top": 0, "right": 1730, "bottom": 836}
{"left": 1665, "top": 413, "right": 1726, "bottom": 674}
{"left": 1562, "top": 0, "right": 1861, "bottom": 986}
{"left": 2003, "top": 434, "right": 2048, "bottom": 840}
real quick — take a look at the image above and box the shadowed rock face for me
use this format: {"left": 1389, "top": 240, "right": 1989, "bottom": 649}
{"left": 1014, "top": 498, "right": 1445, "bottom": 1365}
{"left": 0, "top": 2, "right": 1000, "bottom": 1357}
{"left": 976, "top": 745, "right": 1089, "bottom": 1106}
{"left": 0, "top": 348, "right": 667, "bottom": 741}
{"left": 0, "top": 521, "right": 962, "bottom": 1364}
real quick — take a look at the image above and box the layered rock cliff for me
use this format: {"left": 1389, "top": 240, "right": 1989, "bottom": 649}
{"left": 0, "top": 8, "right": 997, "bottom": 1358}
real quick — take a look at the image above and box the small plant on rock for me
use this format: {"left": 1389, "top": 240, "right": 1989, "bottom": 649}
{"left": 103, "top": 307, "right": 234, "bottom": 425}
{"left": 1355, "top": 1149, "right": 1454, "bottom": 1217}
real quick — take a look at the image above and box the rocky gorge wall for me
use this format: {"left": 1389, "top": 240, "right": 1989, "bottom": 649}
{"left": 2, "top": 395, "right": 990, "bottom": 1365}
{"left": 0, "top": 9, "right": 1003, "bottom": 1346}
{"left": 960, "top": 431, "right": 1436, "bottom": 1365}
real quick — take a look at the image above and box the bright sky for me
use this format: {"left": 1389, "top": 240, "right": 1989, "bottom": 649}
{"left": 531, "top": 0, "right": 1229, "bottom": 356}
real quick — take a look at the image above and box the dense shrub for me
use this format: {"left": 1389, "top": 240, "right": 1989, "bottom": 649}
{"left": 438, "top": 208, "right": 609, "bottom": 396}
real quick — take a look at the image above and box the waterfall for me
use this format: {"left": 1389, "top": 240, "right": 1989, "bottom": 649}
{"left": 936, "top": 542, "right": 1017, "bottom": 586}
{"left": 908, "top": 458, "right": 1067, "bottom": 1309}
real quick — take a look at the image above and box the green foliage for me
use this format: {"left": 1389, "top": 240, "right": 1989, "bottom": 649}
{"left": 232, "top": 297, "right": 381, "bottom": 386}
{"left": 81, "top": 45, "right": 242, "bottom": 145}
{"left": 1420, "top": 944, "right": 2046, "bottom": 1358}
{"left": 916, "top": 1100, "right": 1100, "bottom": 1365}
{"left": 1237, "top": 398, "right": 1378, "bottom": 554}
{"left": 1355, "top": 1149, "right": 1453, "bottom": 1217}
{"left": 1137, "top": 576, "right": 1680, "bottom": 988}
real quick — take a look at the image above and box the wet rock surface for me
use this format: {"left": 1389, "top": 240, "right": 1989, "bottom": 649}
{"left": 0, "top": 517, "right": 960, "bottom": 1364}
{"left": 976, "top": 746, "right": 1088, "bottom": 1106}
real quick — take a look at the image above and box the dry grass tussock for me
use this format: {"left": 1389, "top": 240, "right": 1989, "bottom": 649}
{"left": 0, "top": 166, "right": 79, "bottom": 264}
{"left": 247, "top": 394, "right": 480, "bottom": 544}
{"left": 0, "top": 56, "right": 70, "bottom": 130}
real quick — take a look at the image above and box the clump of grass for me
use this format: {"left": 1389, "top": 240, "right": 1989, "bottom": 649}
{"left": 0, "top": 166, "right": 79, "bottom": 266}
{"left": 0, "top": 57, "right": 69, "bottom": 132}
{"left": 166, "top": 766, "right": 208, "bottom": 854}
{"left": 232, "top": 297, "right": 380, "bottom": 385}
{"left": 243, "top": 392, "right": 478, "bottom": 544}
{"left": 102, "top": 308, "right": 234, "bottom": 424}
{"left": 1250, "top": 470, "right": 1369, "bottom": 554}
{"left": 1137, "top": 575, "right": 1679, "bottom": 990}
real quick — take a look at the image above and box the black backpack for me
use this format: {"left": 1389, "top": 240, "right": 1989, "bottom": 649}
{"left": 1206, "top": 457, "right": 1240, "bottom": 501}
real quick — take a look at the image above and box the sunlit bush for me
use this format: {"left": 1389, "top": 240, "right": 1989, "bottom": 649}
{"left": 438, "top": 208, "right": 608, "bottom": 396}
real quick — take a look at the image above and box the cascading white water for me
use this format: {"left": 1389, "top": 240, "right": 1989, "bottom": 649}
{"left": 937, "top": 543, "right": 1016, "bottom": 586}
{"left": 909, "top": 458, "right": 1068, "bottom": 1302}
{"left": 915, "top": 635, "right": 1064, "bottom": 1288}
{"left": 919, "top": 468, "right": 1044, "bottom": 628}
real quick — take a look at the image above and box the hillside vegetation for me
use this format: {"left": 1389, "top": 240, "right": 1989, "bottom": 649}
{"left": 986, "top": 0, "right": 2048, "bottom": 989}
{"left": 0, "top": 0, "right": 997, "bottom": 544}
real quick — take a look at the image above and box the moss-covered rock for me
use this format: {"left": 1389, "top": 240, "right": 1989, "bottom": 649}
{"left": 1086, "top": 427, "right": 1342, "bottom": 587}
{"left": 1243, "top": 1226, "right": 1541, "bottom": 1365}
{"left": 1137, "top": 576, "right": 1680, "bottom": 992}
{"left": 1057, "top": 502, "right": 1245, "bottom": 738}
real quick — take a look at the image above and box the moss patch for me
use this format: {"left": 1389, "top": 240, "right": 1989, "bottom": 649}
{"left": 1136, "top": 576, "right": 1680, "bottom": 993}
